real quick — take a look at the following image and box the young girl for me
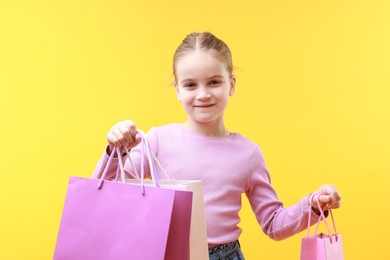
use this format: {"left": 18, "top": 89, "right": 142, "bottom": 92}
{"left": 93, "top": 32, "right": 341, "bottom": 260}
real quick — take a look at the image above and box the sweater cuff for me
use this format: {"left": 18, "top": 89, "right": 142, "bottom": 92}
{"left": 311, "top": 207, "right": 329, "bottom": 217}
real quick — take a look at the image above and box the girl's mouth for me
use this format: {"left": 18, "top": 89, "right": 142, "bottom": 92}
{"left": 195, "top": 104, "right": 214, "bottom": 108}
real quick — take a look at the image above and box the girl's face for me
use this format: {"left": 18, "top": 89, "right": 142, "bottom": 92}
{"left": 174, "top": 51, "right": 236, "bottom": 126}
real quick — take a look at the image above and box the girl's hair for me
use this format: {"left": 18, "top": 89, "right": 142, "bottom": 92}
{"left": 173, "top": 32, "right": 233, "bottom": 79}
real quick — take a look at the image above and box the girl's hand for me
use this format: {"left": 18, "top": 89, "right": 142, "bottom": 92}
{"left": 106, "top": 120, "right": 142, "bottom": 154}
{"left": 309, "top": 184, "right": 341, "bottom": 211}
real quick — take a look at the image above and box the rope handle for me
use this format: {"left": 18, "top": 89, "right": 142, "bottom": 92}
{"left": 306, "top": 193, "right": 339, "bottom": 243}
{"left": 97, "top": 129, "right": 170, "bottom": 194}
{"left": 132, "top": 129, "right": 170, "bottom": 185}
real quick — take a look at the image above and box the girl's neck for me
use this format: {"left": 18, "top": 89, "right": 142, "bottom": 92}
{"left": 182, "top": 120, "right": 230, "bottom": 138}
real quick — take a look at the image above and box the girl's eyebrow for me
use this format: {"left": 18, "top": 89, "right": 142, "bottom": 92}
{"left": 208, "top": 75, "right": 224, "bottom": 79}
{"left": 180, "top": 75, "right": 224, "bottom": 84}
{"left": 180, "top": 78, "right": 197, "bottom": 84}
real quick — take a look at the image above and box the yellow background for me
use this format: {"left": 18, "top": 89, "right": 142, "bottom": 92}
{"left": 1, "top": 0, "right": 389, "bottom": 259}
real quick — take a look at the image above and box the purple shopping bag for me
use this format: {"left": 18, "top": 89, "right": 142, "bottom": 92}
{"left": 54, "top": 131, "right": 193, "bottom": 260}
{"left": 300, "top": 194, "right": 344, "bottom": 260}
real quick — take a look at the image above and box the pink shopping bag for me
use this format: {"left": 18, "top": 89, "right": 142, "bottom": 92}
{"left": 123, "top": 130, "right": 208, "bottom": 259}
{"left": 126, "top": 179, "right": 209, "bottom": 260}
{"left": 54, "top": 131, "right": 193, "bottom": 260}
{"left": 300, "top": 194, "right": 344, "bottom": 260}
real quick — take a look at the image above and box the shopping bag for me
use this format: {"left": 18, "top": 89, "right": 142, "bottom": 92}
{"left": 300, "top": 194, "right": 344, "bottom": 260}
{"left": 54, "top": 130, "right": 193, "bottom": 260}
{"left": 125, "top": 130, "right": 209, "bottom": 260}
{"left": 126, "top": 179, "right": 209, "bottom": 260}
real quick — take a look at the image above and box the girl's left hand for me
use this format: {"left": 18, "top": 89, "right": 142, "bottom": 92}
{"left": 309, "top": 184, "right": 341, "bottom": 211}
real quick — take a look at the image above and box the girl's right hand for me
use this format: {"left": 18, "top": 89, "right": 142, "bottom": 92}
{"left": 106, "top": 120, "right": 142, "bottom": 155}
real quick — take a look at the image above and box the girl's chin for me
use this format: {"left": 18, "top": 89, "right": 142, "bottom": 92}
{"left": 188, "top": 116, "right": 222, "bottom": 124}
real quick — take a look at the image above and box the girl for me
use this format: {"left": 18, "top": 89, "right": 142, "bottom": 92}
{"left": 93, "top": 32, "right": 341, "bottom": 260}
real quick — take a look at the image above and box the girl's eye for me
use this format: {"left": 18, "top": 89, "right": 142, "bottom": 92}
{"left": 184, "top": 83, "right": 196, "bottom": 88}
{"left": 209, "top": 80, "right": 221, "bottom": 86}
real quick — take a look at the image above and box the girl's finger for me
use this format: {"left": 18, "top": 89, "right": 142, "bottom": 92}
{"left": 319, "top": 194, "right": 331, "bottom": 204}
{"left": 110, "top": 128, "right": 128, "bottom": 148}
{"left": 118, "top": 124, "right": 134, "bottom": 144}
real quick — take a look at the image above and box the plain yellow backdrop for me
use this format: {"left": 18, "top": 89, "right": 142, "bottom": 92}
{"left": 1, "top": 0, "right": 389, "bottom": 259}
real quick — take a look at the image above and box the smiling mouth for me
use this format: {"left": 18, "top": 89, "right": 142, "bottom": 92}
{"left": 194, "top": 104, "right": 215, "bottom": 108}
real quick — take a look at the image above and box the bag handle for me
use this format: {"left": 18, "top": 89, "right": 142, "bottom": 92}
{"left": 114, "top": 147, "right": 129, "bottom": 182}
{"left": 307, "top": 194, "right": 340, "bottom": 243}
{"left": 98, "top": 144, "right": 119, "bottom": 189}
{"left": 97, "top": 131, "right": 152, "bottom": 194}
{"left": 140, "top": 129, "right": 159, "bottom": 188}
{"left": 97, "top": 129, "right": 170, "bottom": 194}
{"left": 123, "top": 130, "right": 170, "bottom": 182}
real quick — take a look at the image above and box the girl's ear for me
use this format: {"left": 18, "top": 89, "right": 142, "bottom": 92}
{"left": 174, "top": 81, "right": 181, "bottom": 101}
{"left": 229, "top": 75, "right": 236, "bottom": 96}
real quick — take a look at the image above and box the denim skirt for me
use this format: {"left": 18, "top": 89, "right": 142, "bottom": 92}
{"left": 209, "top": 240, "right": 245, "bottom": 260}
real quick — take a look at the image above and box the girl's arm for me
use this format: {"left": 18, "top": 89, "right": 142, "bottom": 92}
{"left": 246, "top": 147, "right": 341, "bottom": 241}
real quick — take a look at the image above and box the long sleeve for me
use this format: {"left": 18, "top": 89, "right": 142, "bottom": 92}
{"left": 92, "top": 148, "right": 115, "bottom": 179}
{"left": 246, "top": 146, "right": 321, "bottom": 241}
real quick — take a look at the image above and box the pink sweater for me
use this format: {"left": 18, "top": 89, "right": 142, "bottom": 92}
{"left": 92, "top": 123, "right": 319, "bottom": 247}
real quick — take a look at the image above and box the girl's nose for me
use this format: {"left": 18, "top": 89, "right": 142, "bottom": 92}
{"left": 196, "top": 86, "right": 211, "bottom": 99}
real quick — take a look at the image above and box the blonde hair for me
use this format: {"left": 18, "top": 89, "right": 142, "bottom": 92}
{"left": 173, "top": 32, "right": 233, "bottom": 79}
